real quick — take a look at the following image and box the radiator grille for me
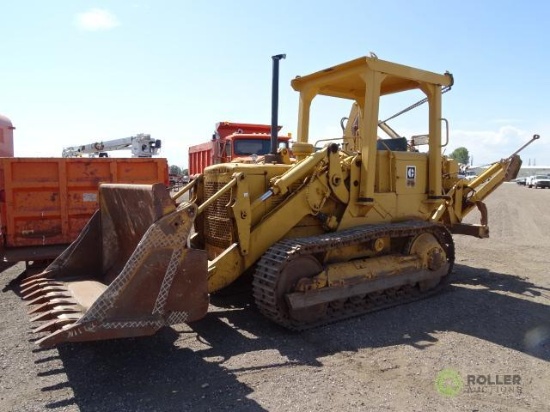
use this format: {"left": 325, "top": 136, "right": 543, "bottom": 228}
{"left": 204, "top": 180, "right": 233, "bottom": 249}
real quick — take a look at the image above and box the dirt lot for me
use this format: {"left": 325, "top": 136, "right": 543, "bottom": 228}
{"left": 1, "top": 183, "right": 549, "bottom": 411}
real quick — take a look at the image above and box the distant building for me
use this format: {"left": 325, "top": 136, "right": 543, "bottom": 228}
{"left": 516, "top": 166, "right": 550, "bottom": 178}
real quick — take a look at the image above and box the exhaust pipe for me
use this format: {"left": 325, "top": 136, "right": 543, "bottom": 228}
{"left": 266, "top": 54, "right": 286, "bottom": 163}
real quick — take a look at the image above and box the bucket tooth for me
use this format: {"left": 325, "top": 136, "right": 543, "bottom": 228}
{"left": 23, "top": 287, "right": 68, "bottom": 302}
{"left": 20, "top": 276, "right": 55, "bottom": 289}
{"left": 27, "top": 299, "right": 77, "bottom": 315}
{"left": 30, "top": 307, "right": 81, "bottom": 322}
{"left": 35, "top": 323, "right": 83, "bottom": 348}
{"left": 19, "top": 273, "right": 48, "bottom": 288}
{"left": 33, "top": 318, "right": 76, "bottom": 334}
{"left": 25, "top": 292, "right": 73, "bottom": 307}
{"left": 21, "top": 282, "right": 64, "bottom": 298}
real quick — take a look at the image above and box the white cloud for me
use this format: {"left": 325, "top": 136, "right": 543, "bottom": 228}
{"left": 389, "top": 124, "right": 549, "bottom": 167}
{"left": 448, "top": 126, "right": 549, "bottom": 167}
{"left": 451, "top": 125, "right": 525, "bottom": 147}
{"left": 75, "top": 9, "right": 120, "bottom": 31}
{"left": 489, "top": 118, "right": 521, "bottom": 125}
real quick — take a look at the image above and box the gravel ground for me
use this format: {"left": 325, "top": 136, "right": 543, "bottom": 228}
{"left": 1, "top": 183, "right": 549, "bottom": 411}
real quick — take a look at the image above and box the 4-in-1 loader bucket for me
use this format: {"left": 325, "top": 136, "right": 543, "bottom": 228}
{"left": 20, "top": 183, "right": 209, "bottom": 347}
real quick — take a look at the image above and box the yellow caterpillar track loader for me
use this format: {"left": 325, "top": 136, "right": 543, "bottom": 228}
{"left": 21, "top": 55, "right": 539, "bottom": 347}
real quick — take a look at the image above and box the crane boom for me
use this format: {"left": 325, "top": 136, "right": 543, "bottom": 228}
{"left": 62, "top": 133, "right": 162, "bottom": 158}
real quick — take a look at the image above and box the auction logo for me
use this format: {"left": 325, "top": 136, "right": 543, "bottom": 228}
{"left": 435, "top": 368, "right": 463, "bottom": 397}
{"left": 465, "top": 374, "right": 522, "bottom": 395}
{"left": 435, "top": 369, "right": 523, "bottom": 397}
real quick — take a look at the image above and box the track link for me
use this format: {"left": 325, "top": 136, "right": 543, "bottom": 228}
{"left": 252, "top": 220, "right": 455, "bottom": 330}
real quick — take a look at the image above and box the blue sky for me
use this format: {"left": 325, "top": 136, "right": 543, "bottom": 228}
{"left": 1, "top": 1, "right": 549, "bottom": 168}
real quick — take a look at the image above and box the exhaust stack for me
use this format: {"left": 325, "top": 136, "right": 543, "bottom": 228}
{"left": 266, "top": 53, "right": 286, "bottom": 163}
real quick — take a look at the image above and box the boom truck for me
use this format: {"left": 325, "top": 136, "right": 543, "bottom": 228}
{"left": 20, "top": 54, "right": 539, "bottom": 347}
{"left": 62, "top": 134, "right": 161, "bottom": 158}
{"left": 188, "top": 122, "right": 292, "bottom": 176}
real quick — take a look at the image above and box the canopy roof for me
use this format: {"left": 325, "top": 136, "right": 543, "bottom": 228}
{"left": 291, "top": 56, "right": 453, "bottom": 100}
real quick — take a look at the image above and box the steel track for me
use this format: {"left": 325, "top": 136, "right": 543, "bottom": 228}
{"left": 252, "top": 220, "right": 455, "bottom": 330}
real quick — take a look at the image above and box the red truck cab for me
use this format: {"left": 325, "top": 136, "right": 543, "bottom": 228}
{"left": 188, "top": 122, "right": 291, "bottom": 176}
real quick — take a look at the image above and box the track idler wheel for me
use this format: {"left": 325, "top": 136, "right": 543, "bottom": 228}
{"left": 407, "top": 232, "right": 451, "bottom": 291}
{"left": 277, "top": 256, "right": 327, "bottom": 324}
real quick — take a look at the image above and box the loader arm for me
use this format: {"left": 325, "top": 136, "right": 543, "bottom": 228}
{"left": 205, "top": 146, "right": 342, "bottom": 292}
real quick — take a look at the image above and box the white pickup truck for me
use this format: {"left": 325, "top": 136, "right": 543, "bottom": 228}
{"left": 526, "top": 174, "right": 550, "bottom": 189}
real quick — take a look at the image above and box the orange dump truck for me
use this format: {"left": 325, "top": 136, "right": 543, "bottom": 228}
{"left": 188, "top": 122, "right": 291, "bottom": 176}
{"left": 0, "top": 115, "right": 169, "bottom": 270}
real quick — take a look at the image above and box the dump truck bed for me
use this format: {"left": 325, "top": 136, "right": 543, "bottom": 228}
{"left": 0, "top": 157, "right": 168, "bottom": 264}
